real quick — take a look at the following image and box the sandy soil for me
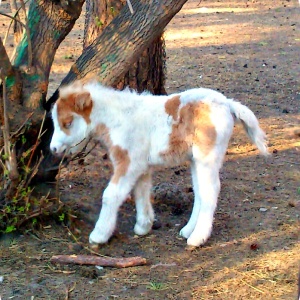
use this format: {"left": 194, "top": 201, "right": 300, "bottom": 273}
{"left": 0, "top": 0, "right": 300, "bottom": 299}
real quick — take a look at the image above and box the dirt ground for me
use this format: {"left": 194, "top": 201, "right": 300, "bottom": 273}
{"left": 1, "top": 0, "right": 300, "bottom": 299}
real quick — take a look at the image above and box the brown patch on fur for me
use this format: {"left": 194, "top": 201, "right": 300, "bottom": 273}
{"left": 110, "top": 146, "right": 130, "bottom": 184}
{"left": 95, "top": 123, "right": 112, "bottom": 147}
{"left": 56, "top": 102, "right": 73, "bottom": 135}
{"left": 95, "top": 124, "right": 130, "bottom": 184}
{"left": 161, "top": 102, "right": 217, "bottom": 160}
{"left": 165, "top": 96, "right": 181, "bottom": 120}
{"left": 56, "top": 90, "right": 93, "bottom": 134}
{"left": 193, "top": 103, "right": 217, "bottom": 155}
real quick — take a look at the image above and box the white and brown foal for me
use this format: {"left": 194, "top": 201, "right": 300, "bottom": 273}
{"left": 50, "top": 80, "right": 268, "bottom": 247}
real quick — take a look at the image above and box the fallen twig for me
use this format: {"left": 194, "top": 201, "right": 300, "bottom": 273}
{"left": 50, "top": 254, "right": 147, "bottom": 268}
{"left": 47, "top": 263, "right": 76, "bottom": 275}
{"left": 282, "top": 160, "right": 300, "bottom": 165}
{"left": 241, "top": 279, "right": 265, "bottom": 294}
{"left": 65, "top": 282, "right": 76, "bottom": 300}
{"left": 150, "top": 262, "right": 177, "bottom": 269}
{"left": 65, "top": 226, "right": 108, "bottom": 257}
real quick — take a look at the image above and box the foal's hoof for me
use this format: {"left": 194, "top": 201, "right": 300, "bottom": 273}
{"left": 134, "top": 223, "right": 152, "bottom": 236}
{"left": 89, "top": 242, "right": 99, "bottom": 250}
{"left": 89, "top": 228, "right": 110, "bottom": 245}
{"left": 187, "top": 231, "right": 210, "bottom": 247}
{"left": 179, "top": 226, "right": 193, "bottom": 239}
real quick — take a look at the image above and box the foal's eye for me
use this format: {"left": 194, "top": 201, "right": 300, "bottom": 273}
{"left": 64, "top": 122, "right": 72, "bottom": 129}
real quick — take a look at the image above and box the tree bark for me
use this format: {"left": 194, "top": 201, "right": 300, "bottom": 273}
{"left": 83, "top": 0, "right": 166, "bottom": 95}
{"left": 12, "top": 0, "right": 85, "bottom": 110}
{"left": 83, "top": 0, "right": 125, "bottom": 49}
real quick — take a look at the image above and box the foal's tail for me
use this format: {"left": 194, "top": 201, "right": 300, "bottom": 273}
{"left": 228, "top": 100, "right": 269, "bottom": 156}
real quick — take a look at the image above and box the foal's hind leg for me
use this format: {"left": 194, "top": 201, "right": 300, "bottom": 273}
{"left": 179, "top": 161, "right": 201, "bottom": 239}
{"left": 187, "top": 154, "right": 222, "bottom": 247}
{"left": 133, "top": 171, "right": 154, "bottom": 236}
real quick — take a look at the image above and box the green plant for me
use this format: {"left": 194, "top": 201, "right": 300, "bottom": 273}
{"left": 110, "top": 6, "right": 115, "bottom": 15}
{"left": 0, "top": 113, "right": 66, "bottom": 234}
{"left": 58, "top": 212, "right": 65, "bottom": 222}
{"left": 5, "top": 225, "right": 17, "bottom": 233}
{"left": 146, "top": 281, "right": 169, "bottom": 291}
{"left": 95, "top": 16, "right": 103, "bottom": 27}
{"left": 258, "top": 41, "right": 268, "bottom": 46}
{"left": 64, "top": 54, "right": 73, "bottom": 59}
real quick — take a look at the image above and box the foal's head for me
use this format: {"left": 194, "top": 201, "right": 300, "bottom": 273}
{"left": 50, "top": 81, "right": 93, "bottom": 156}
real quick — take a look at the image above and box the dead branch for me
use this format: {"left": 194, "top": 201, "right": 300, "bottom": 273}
{"left": 69, "top": 139, "right": 98, "bottom": 161}
{"left": 50, "top": 254, "right": 147, "bottom": 268}
{"left": 0, "top": 69, "right": 20, "bottom": 199}
{"left": 65, "top": 282, "right": 76, "bottom": 300}
{"left": 9, "top": 0, "right": 24, "bottom": 44}
{"left": 10, "top": 112, "right": 33, "bottom": 140}
{"left": 0, "top": 12, "right": 26, "bottom": 29}
{"left": 26, "top": 111, "right": 46, "bottom": 169}
{"left": 24, "top": 152, "right": 44, "bottom": 188}
{"left": 55, "top": 150, "right": 68, "bottom": 201}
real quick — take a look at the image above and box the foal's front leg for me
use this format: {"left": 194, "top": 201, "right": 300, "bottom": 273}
{"left": 133, "top": 172, "right": 154, "bottom": 236}
{"left": 89, "top": 172, "right": 142, "bottom": 245}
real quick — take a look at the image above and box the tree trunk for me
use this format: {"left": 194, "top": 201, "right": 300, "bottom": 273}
{"left": 1, "top": 0, "right": 85, "bottom": 131}
{"left": 83, "top": 0, "right": 125, "bottom": 48}
{"left": 0, "top": 0, "right": 85, "bottom": 184}
{"left": 13, "top": 0, "right": 85, "bottom": 110}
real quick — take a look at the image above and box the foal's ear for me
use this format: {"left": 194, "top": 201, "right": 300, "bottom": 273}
{"left": 74, "top": 91, "right": 92, "bottom": 111}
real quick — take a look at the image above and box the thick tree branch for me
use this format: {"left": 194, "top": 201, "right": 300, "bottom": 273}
{"left": 46, "top": 0, "right": 188, "bottom": 108}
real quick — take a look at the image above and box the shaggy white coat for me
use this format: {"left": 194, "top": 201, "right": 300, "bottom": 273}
{"left": 50, "top": 81, "right": 268, "bottom": 247}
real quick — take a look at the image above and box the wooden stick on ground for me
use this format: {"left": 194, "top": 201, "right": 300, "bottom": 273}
{"left": 50, "top": 255, "right": 147, "bottom": 268}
